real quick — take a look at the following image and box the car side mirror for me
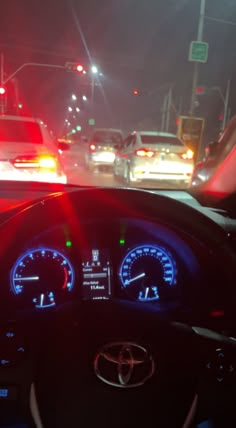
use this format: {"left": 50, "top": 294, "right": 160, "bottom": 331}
{"left": 205, "top": 141, "right": 218, "bottom": 158}
{"left": 114, "top": 143, "right": 122, "bottom": 150}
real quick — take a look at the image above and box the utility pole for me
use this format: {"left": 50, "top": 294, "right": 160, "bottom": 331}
{"left": 161, "top": 94, "right": 167, "bottom": 131}
{"left": 166, "top": 87, "right": 172, "bottom": 132}
{"left": 189, "top": 0, "right": 206, "bottom": 115}
{"left": 222, "top": 79, "right": 230, "bottom": 129}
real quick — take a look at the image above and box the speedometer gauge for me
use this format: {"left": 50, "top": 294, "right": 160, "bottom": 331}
{"left": 11, "top": 247, "right": 74, "bottom": 309}
{"left": 119, "top": 244, "right": 176, "bottom": 302}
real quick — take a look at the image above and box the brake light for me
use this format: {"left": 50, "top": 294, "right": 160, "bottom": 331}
{"left": 13, "top": 155, "right": 57, "bottom": 169}
{"left": 90, "top": 144, "right": 96, "bottom": 151}
{"left": 39, "top": 156, "right": 57, "bottom": 168}
{"left": 135, "top": 149, "right": 155, "bottom": 158}
{"left": 181, "top": 149, "right": 194, "bottom": 160}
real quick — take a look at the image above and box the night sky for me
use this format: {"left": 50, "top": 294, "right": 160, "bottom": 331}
{"left": 0, "top": 0, "right": 236, "bottom": 141}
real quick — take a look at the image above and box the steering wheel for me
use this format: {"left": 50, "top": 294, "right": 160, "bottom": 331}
{"left": 0, "top": 187, "right": 235, "bottom": 428}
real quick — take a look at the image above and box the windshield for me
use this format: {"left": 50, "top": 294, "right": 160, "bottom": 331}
{"left": 0, "top": 120, "right": 43, "bottom": 143}
{"left": 140, "top": 135, "right": 184, "bottom": 146}
{"left": 92, "top": 131, "right": 123, "bottom": 145}
{"left": 0, "top": 1, "right": 234, "bottom": 193}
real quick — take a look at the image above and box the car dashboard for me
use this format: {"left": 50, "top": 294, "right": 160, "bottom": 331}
{"left": 0, "top": 184, "right": 235, "bottom": 427}
{"left": 2, "top": 217, "right": 202, "bottom": 312}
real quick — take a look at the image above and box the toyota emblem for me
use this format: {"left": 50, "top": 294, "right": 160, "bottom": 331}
{"left": 94, "top": 342, "right": 155, "bottom": 388}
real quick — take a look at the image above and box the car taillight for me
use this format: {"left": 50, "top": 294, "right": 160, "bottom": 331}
{"left": 38, "top": 156, "right": 57, "bottom": 169}
{"left": 135, "top": 149, "right": 155, "bottom": 158}
{"left": 90, "top": 144, "right": 96, "bottom": 151}
{"left": 180, "top": 149, "right": 194, "bottom": 160}
{"left": 13, "top": 155, "right": 57, "bottom": 169}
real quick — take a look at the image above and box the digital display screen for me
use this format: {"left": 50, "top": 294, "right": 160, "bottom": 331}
{"left": 82, "top": 249, "right": 112, "bottom": 300}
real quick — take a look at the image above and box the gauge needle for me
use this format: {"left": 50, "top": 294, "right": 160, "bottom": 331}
{"left": 145, "top": 287, "right": 149, "bottom": 299}
{"left": 126, "top": 273, "right": 145, "bottom": 284}
{"left": 16, "top": 276, "right": 40, "bottom": 281}
{"left": 40, "top": 294, "right": 44, "bottom": 307}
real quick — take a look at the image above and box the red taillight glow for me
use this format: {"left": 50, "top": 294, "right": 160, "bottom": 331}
{"left": 135, "top": 149, "right": 155, "bottom": 158}
{"left": 181, "top": 149, "right": 194, "bottom": 160}
{"left": 90, "top": 144, "right": 96, "bottom": 151}
{"left": 39, "top": 156, "right": 57, "bottom": 168}
{"left": 13, "top": 155, "right": 57, "bottom": 169}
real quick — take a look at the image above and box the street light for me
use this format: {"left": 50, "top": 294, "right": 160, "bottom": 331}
{"left": 71, "top": 94, "right": 77, "bottom": 101}
{"left": 68, "top": 106, "right": 73, "bottom": 112}
{"left": 82, "top": 95, "right": 87, "bottom": 101}
{"left": 76, "top": 107, "right": 80, "bottom": 112}
{"left": 91, "top": 65, "right": 98, "bottom": 74}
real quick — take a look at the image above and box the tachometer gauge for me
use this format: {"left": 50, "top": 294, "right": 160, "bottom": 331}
{"left": 11, "top": 248, "right": 74, "bottom": 309}
{"left": 119, "top": 244, "right": 176, "bottom": 302}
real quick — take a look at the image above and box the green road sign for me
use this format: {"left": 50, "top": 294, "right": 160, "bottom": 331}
{"left": 189, "top": 41, "right": 208, "bottom": 63}
{"left": 88, "top": 118, "right": 95, "bottom": 126}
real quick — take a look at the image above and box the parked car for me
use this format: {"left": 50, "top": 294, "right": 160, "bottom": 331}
{"left": 0, "top": 115, "right": 67, "bottom": 183}
{"left": 85, "top": 128, "right": 123, "bottom": 172}
{"left": 113, "top": 131, "right": 194, "bottom": 186}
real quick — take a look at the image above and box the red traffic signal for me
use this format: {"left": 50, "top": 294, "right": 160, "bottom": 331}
{"left": 0, "top": 87, "right": 6, "bottom": 95}
{"left": 195, "top": 87, "right": 204, "bottom": 94}
{"left": 65, "top": 62, "right": 85, "bottom": 73}
{"left": 76, "top": 64, "right": 84, "bottom": 72}
{"left": 133, "top": 89, "right": 139, "bottom": 95}
{"left": 176, "top": 118, "right": 181, "bottom": 126}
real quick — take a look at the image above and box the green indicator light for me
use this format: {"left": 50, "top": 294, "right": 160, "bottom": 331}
{"left": 66, "top": 240, "right": 72, "bottom": 247}
{"left": 119, "top": 239, "right": 125, "bottom": 245}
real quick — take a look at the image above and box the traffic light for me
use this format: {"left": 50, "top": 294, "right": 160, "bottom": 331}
{"left": 65, "top": 62, "right": 84, "bottom": 73}
{"left": 0, "top": 87, "right": 6, "bottom": 95}
{"left": 195, "top": 87, "right": 204, "bottom": 94}
{"left": 133, "top": 89, "right": 139, "bottom": 95}
{"left": 176, "top": 118, "right": 181, "bottom": 126}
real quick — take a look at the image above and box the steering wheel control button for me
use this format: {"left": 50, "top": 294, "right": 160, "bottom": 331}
{"left": 0, "top": 327, "right": 26, "bottom": 367}
{"left": 94, "top": 342, "right": 155, "bottom": 388}
{"left": 206, "top": 348, "right": 235, "bottom": 383}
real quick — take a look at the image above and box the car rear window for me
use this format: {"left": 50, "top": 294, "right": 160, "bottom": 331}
{"left": 141, "top": 135, "right": 184, "bottom": 145}
{"left": 92, "top": 131, "right": 123, "bottom": 145}
{"left": 0, "top": 120, "right": 43, "bottom": 143}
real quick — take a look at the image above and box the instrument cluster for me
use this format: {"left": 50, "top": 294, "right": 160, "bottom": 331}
{"left": 7, "top": 219, "right": 200, "bottom": 311}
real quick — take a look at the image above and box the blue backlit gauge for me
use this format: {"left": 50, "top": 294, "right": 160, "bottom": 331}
{"left": 119, "top": 244, "right": 176, "bottom": 302}
{"left": 11, "top": 248, "right": 74, "bottom": 309}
